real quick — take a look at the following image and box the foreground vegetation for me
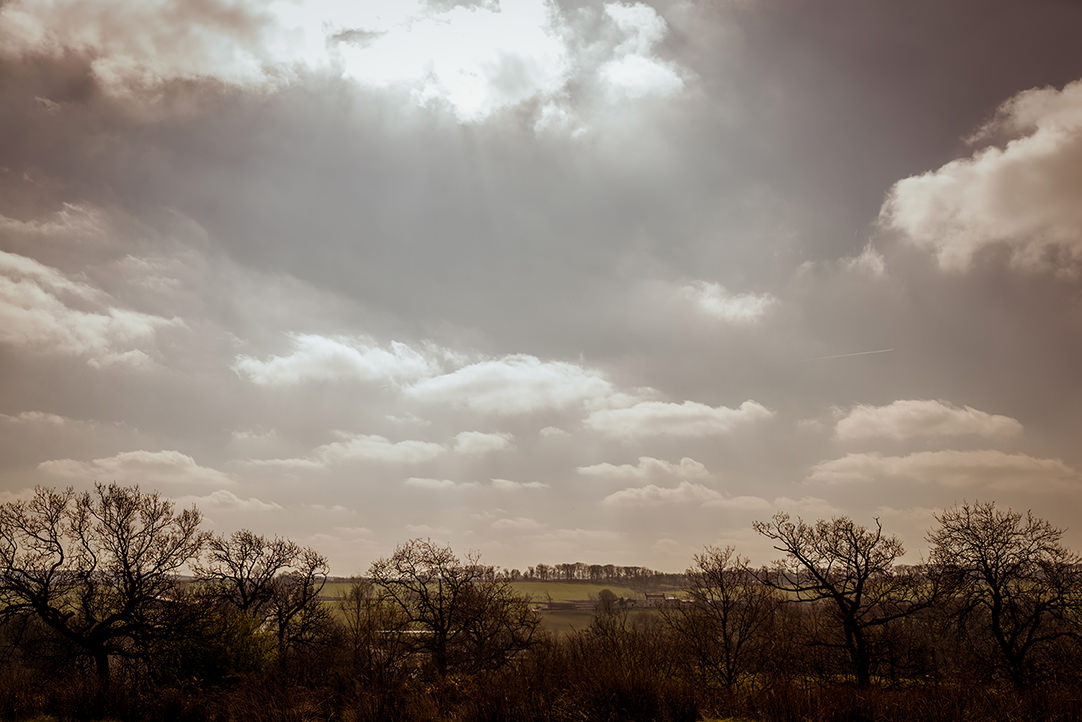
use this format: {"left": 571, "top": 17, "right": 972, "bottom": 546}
{"left": 2, "top": 484, "right": 1081, "bottom": 721}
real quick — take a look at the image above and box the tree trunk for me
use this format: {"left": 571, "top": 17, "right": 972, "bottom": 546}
{"left": 93, "top": 649, "right": 111, "bottom": 691}
{"left": 854, "top": 649, "right": 871, "bottom": 688}
{"left": 846, "top": 623, "right": 872, "bottom": 687}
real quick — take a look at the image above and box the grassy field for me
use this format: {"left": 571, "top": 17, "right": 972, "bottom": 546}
{"left": 319, "top": 579, "right": 669, "bottom": 634}
{"left": 320, "top": 579, "right": 663, "bottom": 603}
{"left": 508, "top": 581, "right": 642, "bottom": 602}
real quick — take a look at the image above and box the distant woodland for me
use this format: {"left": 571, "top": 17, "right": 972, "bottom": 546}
{"left": 2, "top": 483, "right": 1081, "bottom": 722}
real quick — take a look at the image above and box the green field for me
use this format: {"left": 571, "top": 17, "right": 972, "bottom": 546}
{"left": 320, "top": 579, "right": 661, "bottom": 603}
{"left": 508, "top": 581, "right": 642, "bottom": 602}
{"left": 319, "top": 579, "right": 671, "bottom": 634}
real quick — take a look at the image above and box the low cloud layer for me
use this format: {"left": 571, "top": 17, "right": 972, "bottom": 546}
{"left": 835, "top": 399, "right": 1023, "bottom": 442}
{"left": 809, "top": 450, "right": 1080, "bottom": 492}
{"left": 585, "top": 400, "right": 772, "bottom": 439}
{"left": 39, "top": 450, "right": 233, "bottom": 488}
{"left": 233, "top": 334, "right": 438, "bottom": 386}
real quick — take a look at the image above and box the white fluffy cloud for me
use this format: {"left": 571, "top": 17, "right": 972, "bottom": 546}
{"left": 491, "top": 478, "right": 549, "bottom": 490}
{"left": 680, "top": 281, "right": 777, "bottom": 323}
{"left": 577, "top": 456, "right": 709, "bottom": 479}
{"left": 0, "top": 411, "right": 72, "bottom": 428}
{"left": 808, "top": 450, "right": 1080, "bottom": 491}
{"left": 0, "top": 250, "right": 179, "bottom": 367}
{"left": 0, "top": 0, "right": 689, "bottom": 124}
{"left": 174, "top": 489, "right": 283, "bottom": 513}
{"left": 38, "top": 450, "right": 233, "bottom": 487}
{"left": 335, "top": 0, "right": 572, "bottom": 122}
{"left": 602, "top": 481, "right": 771, "bottom": 509}
{"left": 491, "top": 516, "right": 547, "bottom": 532}
{"left": 453, "top": 431, "right": 515, "bottom": 455}
{"left": 598, "top": 3, "right": 683, "bottom": 100}
{"left": 408, "top": 354, "right": 619, "bottom": 415}
{"left": 881, "top": 79, "right": 1082, "bottom": 271}
{"left": 404, "top": 477, "right": 480, "bottom": 491}
{"left": 585, "top": 400, "right": 772, "bottom": 438}
{"left": 233, "top": 334, "right": 437, "bottom": 385}
{"left": 316, "top": 434, "right": 446, "bottom": 465}
{"left": 247, "top": 429, "right": 516, "bottom": 471}
{"left": 835, "top": 399, "right": 1023, "bottom": 442}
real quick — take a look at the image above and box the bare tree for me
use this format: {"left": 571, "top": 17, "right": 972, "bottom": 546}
{"left": 267, "top": 546, "right": 329, "bottom": 661}
{"left": 368, "top": 538, "right": 539, "bottom": 680}
{"left": 199, "top": 530, "right": 300, "bottom": 612}
{"left": 928, "top": 501, "right": 1080, "bottom": 687}
{"left": 338, "top": 579, "right": 410, "bottom": 679}
{"left": 197, "top": 530, "right": 328, "bottom": 662}
{"left": 663, "top": 545, "right": 776, "bottom": 691}
{"left": 753, "top": 513, "right": 933, "bottom": 687}
{"left": 0, "top": 484, "right": 207, "bottom": 687}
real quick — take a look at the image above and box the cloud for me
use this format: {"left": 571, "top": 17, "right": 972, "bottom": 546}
{"left": 233, "top": 333, "right": 437, "bottom": 385}
{"left": 491, "top": 516, "right": 547, "bottom": 532}
{"left": 403, "top": 477, "right": 542, "bottom": 492}
{"left": 598, "top": 3, "right": 684, "bottom": 100}
{"left": 599, "top": 51, "right": 683, "bottom": 101}
{"left": 0, "top": 488, "right": 38, "bottom": 505}
{"left": 408, "top": 354, "right": 619, "bottom": 415}
{"left": 453, "top": 431, "right": 515, "bottom": 455}
{"left": 404, "top": 477, "right": 480, "bottom": 491}
{"left": 835, "top": 399, "right": 1023, "bottom": 442}
{"left": 680, "top": 281, "right": 777, "bottom": 323}
{"left": 175, "top": 489, "right": 282, "bottom": 513}
{"left": 38, "top": 450, "right": 233, "bottom": 488}
{"left": 335, "top": 0, "right": 573, "bottom": 122}
{"left": 318, "top": 434, "right": 446, "bottom": 465}
{"left": 0, "top": 250, "right": 179, "bottom": 367}
{"left": 308, "top": 434, "right": 447, "bottom": 467}
{"left": 491, "top": 478, "right": 549, "bottom": 490}
{"left": 881, "top": 79, "right": 1082, "bottom": 271}
{"left": 306, "top": 503, "right": 351, "bottom": 514}
{"left": 0, "top": 411, "right": 72, "bottom": 428}
{"left": 808, "top": 450, "right": 1080, "bottom": 491}
{"left": 577, "top": 456, "right": 709, "bottom": 479}
{"left": 405, "top": 523, "right": 454, "bottom": 538}
{"left": 585, "top": 400, "right": 772, "bottom": 438}
{"left": 0, "top": 0, "right": 689, "bottom": 124}
{"left": 247, "top": 428, "right": 518, "bottom": 471}
{"left": 602, "top": 481, "right": 771, "bottom": 509}
{"left": 840, "top": 244, "right": 886, "bottom": 277}
{"left": 0, "top": 0, "right": 277, "bottom": 91}
{"left": 773, "top": 496, "right": 842, "bottom": 518}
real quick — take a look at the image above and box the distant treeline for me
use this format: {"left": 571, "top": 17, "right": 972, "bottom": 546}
{"left": 500, "top": 562, "right": 684, "bottom": 586}
{"left": 2, "top": 483, "right": 1082, "bottom": 722}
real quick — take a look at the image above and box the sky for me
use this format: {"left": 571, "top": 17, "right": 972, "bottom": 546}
{"left": 2, "top": 0, "right": 1082, "bottom": 573}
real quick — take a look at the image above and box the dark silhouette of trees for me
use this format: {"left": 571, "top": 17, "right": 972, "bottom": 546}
{"left": 928, "top": 501, "right": 1081, "bottom": 687}
{"left": 336, "top": 579, "right": 411, "bottom": 689}
{"left": 0, "top": 484, "right": 206, "bottom": 688}
{"left": 4, "top": 483, "right": 1082, "bottom": 722}
{"left": 197, "top": 529, "right": 328, "bottom": 663}
{"left": 368, "top": 538, "right": 539, "bottom": 681}
{"left": 662, "top": 545, "right": 776, "bottom": 691}
{"left": 753, "top": 512, "right": 934, "bottom": 687}
{"left": 199, "top": 529, "right": 300, "bottom": 612}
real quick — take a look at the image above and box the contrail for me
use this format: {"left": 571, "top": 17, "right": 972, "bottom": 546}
{"left": 809, "top": 348, "right": 895, "bottom": 361}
